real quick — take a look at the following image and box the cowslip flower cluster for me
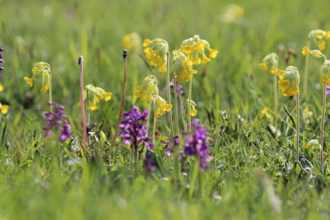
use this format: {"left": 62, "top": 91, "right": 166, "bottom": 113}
{"left": 77, "top": 84, "right": 112, "bottom": 111}
{"left": 179, "top": 35, "right": 218, "bottom": 66}
{"left": 43, "top": 102, "right": 71, "bottom": 141}
{"left": 172, "top": 50, "right": 197, "bottom": 82}
{"left": 143, "top": 38, "right": 169, "bottom": 73}
{"left": 119, "top": 106, "right": 153, "bottom": 150}
{"left": 135, "top": 75, "right": 172, "bottom": 118}
{"left": 154, "top": 95, "right": 172, "bottom": 118}
{"left": 184, "top": 119, "right": 212, "bottom": 169}
{"left": 259, "top": 53, "right": 278, "bottom": 74}
{"left": 24, "top": 62, "right": 51, "bottom": 93}
{"left": 307, "top": 29, "right": 330, "bottom": 51}
{"left": 122, "top": 32, "right": 142, "bottom": 52}
{"left": 278, "top": 66, "right": 300, "bottom": 97}
{"left": 162, "top": 135, "right": 180, "bottom": 156}
{"left": 302, "top": 47, "right": 330, "bottom": 84}
{"left": 0, "top": 47, "right": 4, "bottom": 76}
{"left": 135, "top": 75, "right": 159, "bottom": 101}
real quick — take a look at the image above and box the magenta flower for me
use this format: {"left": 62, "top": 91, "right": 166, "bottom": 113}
{"left": 183, "top": 119, "right": 213, "bottom": 169}
{"left": 162, "top": 135, "right": 180, "bottom": 156}
{"left": 0, "top": 47, "right": 4, "bottom": 77}
{"left": 43, "top": 102, "right": 72, "bottom": 141}
{"left": 144, "top": 150, "right": 157, "bottom": 173}
{"left": 119, "top": 106, "right": 153, "bottom": 151}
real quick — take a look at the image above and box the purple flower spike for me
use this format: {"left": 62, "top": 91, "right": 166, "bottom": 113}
{"left": 144, "top": 150, "right": 157, "bottom": 173}
{"left": 0, "top": 46, "right": 4, "bottom": 73}
{"left": 43, "top": 102, "right": 72, "bottom": 141}
{"left": 162, "top": 135, "right": 180, "bottom": 156}
{"left": 183, "top": 119, "right": 213, "bottom": 169}
{"left": 119, "top": 106, "right": 153, "bottom": 151}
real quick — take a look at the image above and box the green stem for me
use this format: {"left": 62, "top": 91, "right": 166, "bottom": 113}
{"left": 147, "top": 101, "right": 152, "bottom": 132}
{"left": 188, "top": 77, "right": 193, "bottom": 129}
{"left": 173, "top": 81, "right": 179, "bottom": 136}
{"left": 189, "top": 158, "right": 200, "bottom": 199}
{"left": 110, "top": 50, "right": 128, "bottom": 151}
{"left": 49, "top": 71, "right": 53, "bottom": 112}
{"left": 274, "top": 67, "right": 278, "bottom": 139}
{"left": 166, "top": 53, "right": 174, "bottom": 136}
{"left": 296, "top": 93, "right": 300, "bottom": 162}
{"left": 152, "top": 115, "right": 156, "bottom": 145}
{"left": 303, "top": 40, "right": 311, "bottom": 97}
{"left": 320, "top": 83, "right": 326, "bottom": 168}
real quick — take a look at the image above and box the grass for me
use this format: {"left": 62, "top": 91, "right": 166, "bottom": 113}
{"left": 0, "top": 0, "right": 330, "bottom": 219}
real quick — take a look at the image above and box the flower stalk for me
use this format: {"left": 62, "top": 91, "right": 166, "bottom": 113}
{"left": 78, "top": 56, "right": 87, "bottom": 146}
{"left": 111, "top": 50, "right": 128, "bottom": 150}
{"left": 166, "top": 53, "right": 174, "bottom": 136}
{"left": 320, "top": 83, "right": 326, "bottom": 167}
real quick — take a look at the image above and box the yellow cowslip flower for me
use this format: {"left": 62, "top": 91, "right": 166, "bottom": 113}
{"left": 24, "top": 77, "right": 34, "bottom": 87}
{"left": 0, "top": 84, "right": 3, "bottom": 92}
{"left": 301, "top": 46, "right": 325, "bottom": 58}
{"left": 0, "top": 103, "right": 8, "bottom": 114}
{"left": 302, "top": 107, "right": 313, "bottom": 123}
{"left": 154, "top": 95, "right": 172, "bottom": 118}
{"left": 172, "top": 50, "right": 198, "bottom": 83}
{"left": 135, "top": 75, "right": 159, "bottom": 101}
{"left": 25, "top": 62, "right": 51, "bottom": 93}
{"left": 186, "top": 99, "right": 198, "bottom": 117}
{"left": 143, "top": 38, "right": 169, "bottom": 73}
{"left": 122, "top": 32, "right": 141, "bottom": 52}
{"left": 278, "top": 66, "right": 300, "bottom": 97}
{"left": 320, "top": 60, "right": 330, "bottom": 84}
{"left": 179, "top": 35, "right": 217, "bottom": 66}
{"left": 221, "top": 4, "right": 244, "bottom": 24}
{"left": 308, "top": 29, "right": 330, "bottom": 51}
{"left": 306, "top": 139, "right": 321, "bottom": 151}
{"left": 259, "top": 53, "right": 278, "bottom": 74}
{"left": 77, "top": 84, "right": 112, "bottom": 111}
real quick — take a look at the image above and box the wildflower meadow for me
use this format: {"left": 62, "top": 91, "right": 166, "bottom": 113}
{"left": 1, "top": 0, "right": 330, "bottom": 219}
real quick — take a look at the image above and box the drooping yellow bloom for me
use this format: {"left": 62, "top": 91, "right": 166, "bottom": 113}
{"left": 135, "top": 75, "right": 159, "bottom": 101}
{"left": 179, "top": 35, "right": 217, "bottom": 67}
{"left": 259, "top": 53, "right": 278, "bottom": 74}
{"left": 24, "top": 77, "right": 34, "bottom": 87}
{"left": 301, "top": 46, "right": 325, "bottom": 58}
{"left": 143, "top": 38, "right": 169, "bottom": 73}
{"left": 306, "top": 139, "right": 321, "bottom": 151}
{"left": 77, "top": 84, "right": 112, "bottom": 111}
{"left": 308, "top": 29, "right": 330, "bottom": 51}
{"left": 25, "top": 62, "right": 51, "bottom": 92}
{"left": 0, "top": 103, "right": 8, "bottom": 114}
{"left": 154, "top": 95, "right": 172, "bottom": 118}
{"left": 186, "top": 99, "right": 198, "bottom": 117}
{"left": 278, "top": 66, "right": 300, "bottom": 97}
{"left": 172, "top": 50, "right": 198, "bottom": 82}
{"left": 122, "top": 32, "right": 142, "bottom": 52}
{"left": 320, "top": 60, "right": 330, "bottom": 84}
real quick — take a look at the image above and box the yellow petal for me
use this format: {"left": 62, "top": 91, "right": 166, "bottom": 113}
{"left": 259, "top": 63, "right": 267, "bottom": 71}
{"left": 0, "top": 105, "right": 8, "bottom": 114}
